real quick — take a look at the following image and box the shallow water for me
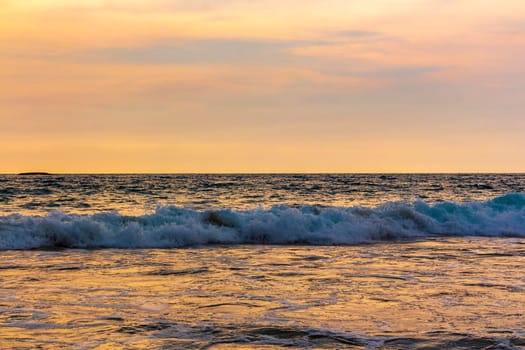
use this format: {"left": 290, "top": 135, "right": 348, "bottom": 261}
{"left": 1, "top": 238, "right": 524, "bottom": 349}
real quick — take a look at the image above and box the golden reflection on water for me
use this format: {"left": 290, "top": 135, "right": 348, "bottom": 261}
{"left": 3, "top": 174, "right": 524, "bottom": 216}
{"left": 1, "top": 238, "right": 524, "bottom": 349}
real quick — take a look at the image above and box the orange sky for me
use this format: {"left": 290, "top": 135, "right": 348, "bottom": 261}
{"left": 1, "top": 0, "right": 524, "bottom": 173}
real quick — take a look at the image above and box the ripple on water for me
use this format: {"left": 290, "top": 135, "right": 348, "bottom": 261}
{"left": 0, "top": 240, "right": 523, "bottom": 349}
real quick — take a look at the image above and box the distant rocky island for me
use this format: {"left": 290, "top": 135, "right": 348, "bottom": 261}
{"left": 18, "top": 172, "right": 52, "bottom": 176}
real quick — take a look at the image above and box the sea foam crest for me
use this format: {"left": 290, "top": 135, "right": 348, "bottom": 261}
{"left": 1, "top": 194, "right": 524, "bottom": 249}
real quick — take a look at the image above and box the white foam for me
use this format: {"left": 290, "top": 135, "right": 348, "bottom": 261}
{"left": 1, "top": 194, "right": 524, "bottom": 249}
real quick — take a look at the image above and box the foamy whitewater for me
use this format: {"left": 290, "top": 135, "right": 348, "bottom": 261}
{"left": 1, "top": 174, "right": 524, "bottom": 349}
{"left": 1, "top": 194, "right": 525, "bottom": 250}
{"left": 1, "top": 174, "right": 525, "bottom": 250}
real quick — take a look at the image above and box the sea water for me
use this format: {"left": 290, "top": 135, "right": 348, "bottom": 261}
{"left": 0, "top": 174, "right": 524, "bottom": 349}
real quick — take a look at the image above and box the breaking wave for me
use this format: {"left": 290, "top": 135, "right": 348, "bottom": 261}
{"left": 1, "top": 194, "right": 524, "bottom": 250}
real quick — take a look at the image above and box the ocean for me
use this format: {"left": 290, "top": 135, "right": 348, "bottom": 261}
{"left": 1, "top": 174, "right": 524, "bottom": 349}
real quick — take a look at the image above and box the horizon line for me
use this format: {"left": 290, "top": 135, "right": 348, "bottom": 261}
{"left": 3, "top": 172, "right": 525, "bottom": 175}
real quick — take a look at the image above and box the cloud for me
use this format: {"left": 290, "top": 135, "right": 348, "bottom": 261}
{"left": 2, "top": 0, "right": 244, "bottom": 13}
{"left": 108, "top": 0, "right": 245, "bottom": 13}
{"left": 72, "top": 34, "right": 411, "bottom": 72}
{"left": 333, "top": 30, "right": 381, "bottom": 38}
{"left": 343, "top": 66, "right": 444, "bottom": 78}
{"left": 83, "top": 39, "right": 299, "bottom": 65}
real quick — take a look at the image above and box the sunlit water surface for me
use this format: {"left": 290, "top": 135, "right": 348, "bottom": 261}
{"left": 1, "top": 174, "right": 525, "bottom": 348}
{"left": 2, "top": 174, "right": 525, "bottom": 215}
{"left": 1, "top": 238, "right": 524, "bottom": 349}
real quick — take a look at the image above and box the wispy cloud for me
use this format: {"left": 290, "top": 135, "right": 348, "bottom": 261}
{"left": 83, "top": 39, "right": 299, "bottom": 65}
{"left": 332, "top": 30, "right": 381, "bottom": 38}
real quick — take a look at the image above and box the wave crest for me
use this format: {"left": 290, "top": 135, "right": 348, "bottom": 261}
{"left": 1, "top": 194, "right": 524, "bottom": 249}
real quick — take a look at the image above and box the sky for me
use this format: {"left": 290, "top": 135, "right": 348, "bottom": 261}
{"left": 1, "top": 0, "right": 524, "bottom": 173}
